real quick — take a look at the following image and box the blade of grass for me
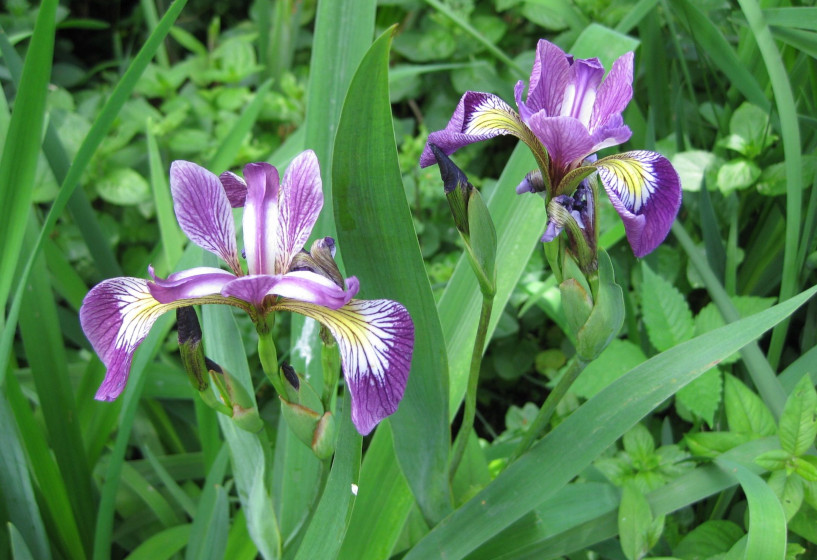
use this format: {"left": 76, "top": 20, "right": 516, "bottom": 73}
{"left": 125, "top": 524, "right": 191, "bottom": 560}
{"left": 146, "top": 124, "right": 183, "bottom": 274}
{"left": 614, "top": 0, "right": 660, "bottom": 34}
{"left": 404, "top": 285, "right": 817, "bottom": 559}
{"left": 0, "top": 390, "right": 52, "bottom": 560}
{"left": 0, "top": 0, "right": 189, "bottom": 388}
{"left": 4, "top": 371, "right": 86, "bottom": 560}
{"left": 19, "top": 217, "right": 94, "bottom": 553}
{"left": 762, "top": 7, "right": 817, "bottom": 30}
{"left": 738, "top": 0, "right": 804, "bottom": 369}
{"left": 0, "top": 0, "right": 57, "bottom": 314}
{"left": 185, "top": 447, "right": 229, "bottom": 560}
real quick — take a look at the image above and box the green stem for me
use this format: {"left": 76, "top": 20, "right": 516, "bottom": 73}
{"left": 449, "top": 293, "right": 493, "bottom": 482}
{"left": 257, "top": 325, "right": 287, "bottom": 397}
{"left": 509, "top": 356, "right": 588, "bottom": 463}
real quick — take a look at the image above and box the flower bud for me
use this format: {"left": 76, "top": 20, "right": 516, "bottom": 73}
{"left": 311, "top": 412, "right": 337, "bottom": 460}
{"left": 560, "top": 250, "right": 624, "bottom": 361}
{"left": 177, "top": 307, "right": 209, "bottom": 391}
{"left": 430, "top": 143, "right": 473, "bottom": 237}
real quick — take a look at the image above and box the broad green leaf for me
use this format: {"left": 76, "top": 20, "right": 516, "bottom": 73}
{"left": 778, "top": 374, "right": 817, "bottom": 456}
{"left": 676, "top": 367, "right": 722, "bottom": 428}
{"left": 724, "top": 373, "right": 777, "bottom": 437}
{"left": 294, "top": 392, "right": 362, "bottom": 560}
{"left": 403, "top": 286, "right": 817, "bottom": 560}
{"left": 671, "top": 150, "right": 717, "bottom": 192}
{"left": 337, "top": 424, "right": 414, "bottom": 560}
{"left": 673, "top": 520, "right": 743, "bottom": 559}
{"left": 716, "top": 159, "right": 761, "bottom": 195}
{"left": 618, "top": 482, "right": 653, "bottom": 560}
{"left": 95, "top": 167, "right": 151, "bottom": 205}
{"left": 8, "top": 523, "right": 35, "bottom": 560}
{"left": 333, "top": 27, "right": 451, "bottom": 522}
{"left": 716, "top": 458, "right": 787, "bottom": 559}
{"left": 685, "top": 432, "right": 752, "bottom": 458}
{"left": 767, "top": 470, "right": 803, "bottom": 522}
{"left": 641, "top": 263, "right": 694, "bottom": 352}
{"left": 0, "top": 0, "right": 57, "bottom": 313}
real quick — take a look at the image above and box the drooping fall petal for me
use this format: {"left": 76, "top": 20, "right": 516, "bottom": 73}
{"left": 170, "top": 161, "right": 242, "bottom": 274}
{"left": 419, "top": 92, "right": 529, "bottom": 167}
{"left": 80, "top": 277, "right": 184, "bottom": 401}
{"left": 275, "top": 298, "right": 414, "bottom": 435}
{"left": 595, "top": 150, "right": 681, "bottom": 257}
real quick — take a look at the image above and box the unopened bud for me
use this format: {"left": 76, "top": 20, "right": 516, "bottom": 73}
{"left": 430, "top": 143, "right": 473, "bottom": 237}
{"left": 177, "top": 308, "right": 208, "bottom": 391}
{"left": 311, "top": 412, "right": 337, "bottom": 460}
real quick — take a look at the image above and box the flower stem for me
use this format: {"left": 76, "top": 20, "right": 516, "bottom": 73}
{"left": 257, "top": 326, "right": 287, "bottom": 397}
{"left": 449, "top": 293, "right": 493, "bottom": 482}
{"left": 508, "top": 356, "right": 587, "bottom": 463}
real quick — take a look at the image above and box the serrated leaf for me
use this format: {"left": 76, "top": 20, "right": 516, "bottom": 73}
{"left": 695, "top": 296, "right": 777, "bottom": 364}
{"left": 641, "top": 263, "right": 694, "bottom": 352}
{"left": 618, "top": 482, "right": 653, "bottom": 560}
{"left": 768, "top": 471, "right": 804, "bottom": 522}
{"left": 676, "top": 367, "right": 722, "bottom": 428}
{"left": 779, "top": 375, "right": 817, "bottom": 456}
{"left": 673, "top": 520, "right": 744, "bottom": 559}
{"left": 723, "top": 374, "right": 777, "bottom": 437}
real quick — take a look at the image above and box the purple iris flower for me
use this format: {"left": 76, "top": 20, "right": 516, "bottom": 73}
{"left": 419, "top": 39, "right": 681, "bottom": 258}
{"left": 80, "top": 150, "right": 414, "bottom": 435}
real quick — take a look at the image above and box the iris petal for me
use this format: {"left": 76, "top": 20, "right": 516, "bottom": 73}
{"left": 590, "top": 51, "right": 634, "bottom": 132}
{"left": 595, "top": 150, "right": 681, "bottom": 257}
{"left": 527, "top": 114, "right": 595, "bottom": 174}
{"left": 419, "top": 92, "right": 529, "bottom": 167}
{"left": 170, "top": 161, "right": 242, "bottom": 274}
{"left": 276, "top": 150, "right": 323, "bottom": 274}
{"left": 243, "top": 163, "right": 280, "bottom": 276}
{"left": 516, "top": 39, "right": 571, "bottom": 120}
{"left": 218, "top": 171, "right": 248, "bottom": 208}
{"left": 80, "top": 278, "right": 183, "bottom": 401}
{"left": 221, "top": 272, "right": 358, "bottom": 309}
{"left": 147, "top": 266, "right": 236, "bottom": 304}
{"left": 275, "top": 298, "right": 414, "bottom": 435}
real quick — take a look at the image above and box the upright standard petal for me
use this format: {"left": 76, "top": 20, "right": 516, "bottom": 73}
{"left": 595, "top": 151, "right": 681, "bottom": 257}
{"left": 276, "top": 298, "right": 414, "bottom": 435}
{"left": 80, "top": 277, "right": 181, "bottom": 400}
{"left": 242, "top": 162, "right": 280, "bottom": 276}
{"left": 590, "top": 51, "right": 634, "bottom": 132}
{"left": 420, "top": 92, "right": 530, "bottom": 167}
{"left": 218, "top": 171, "right": 248, "bottom": 208}
{"left": 560, "top": 57, "right": 605, "bottom": 126}
{"left": 276, "top": 150, "right": 323, "bottom": 274}
{"left": 170, "top": 161, "right": 242, "bottom": 275}
{"left": 515, "top": 39, "right": 571, "bottom": 120}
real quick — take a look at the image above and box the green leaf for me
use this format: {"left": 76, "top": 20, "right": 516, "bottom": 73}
{"left": 623, "top": 423, "right": 656, "bottom": 466}
{"left": 618, "top": 482, "right": 653, "bottom": 560}
{"left": 186, "top": 449, "right": 230, "bottom": 560}
{"left": 694, "top": 296, "right": 776, "bottom": 364}
{"left": 294, "top": 393, "right": 362, "bottom": 560}
{"left": 671, "top": 150, "right": 716, "bottom": 192}
{"left": 767, "top": 470, "right": 804, "bottom": 522}
{"left": 126, "top": 525, "right": 191, "bottom": 560}
{"left": 754, "top": 449, "right": 792, "bottom": 472}
{"left": 676, "top": 367, "right": 722, "bottom": 428}
{"left": 571, "top": 339, "right": 647, "bottom": 399}
{"left": 403, "top": 287, "right": 817, "bottom": 560}
{"left": 716, "top": 458, "right": 787, "bottom": 559}
{"left": 793, "top": 456, "right": 817, "bottom": 482}
{"left": 337, "top": 424, "right": 414, "bottom": 560}
{"left": 569, "top": 23, "right": 640, "bottom": 69}
{"left": 333, "top": 27, "right": 451, "bottom": 523}
{"left": 725, "top": 102, "right": 777, "bottom": 157}
{"left": 95, "top": 167, "right": 151, "bottom": 205}
{"left": 685, "top": 432, "right": 752, "bottom": 458}
{"left": 716, "top": 159, "right": 762, "bottom": 195}
{"left": 673, "top": 520, "right": 743, "bottom": 559}
{"left": 724, "top": 373, "right": 777, "bottom": 437}
{"left": 8, "top": 523, "right": 35, "bottom": 560}
{"left": 778, "top": 374, "right": 817, "bottom": 456}
{"left": 641, "top": 262, "right": 694, "bottom": 352}
{"left": 0, "top": 0, "right": 57, "bottom": 313}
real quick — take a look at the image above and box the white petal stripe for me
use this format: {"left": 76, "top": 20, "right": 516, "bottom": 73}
{"left": 596, "top": 150, "right": 661, "bottom": 214}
